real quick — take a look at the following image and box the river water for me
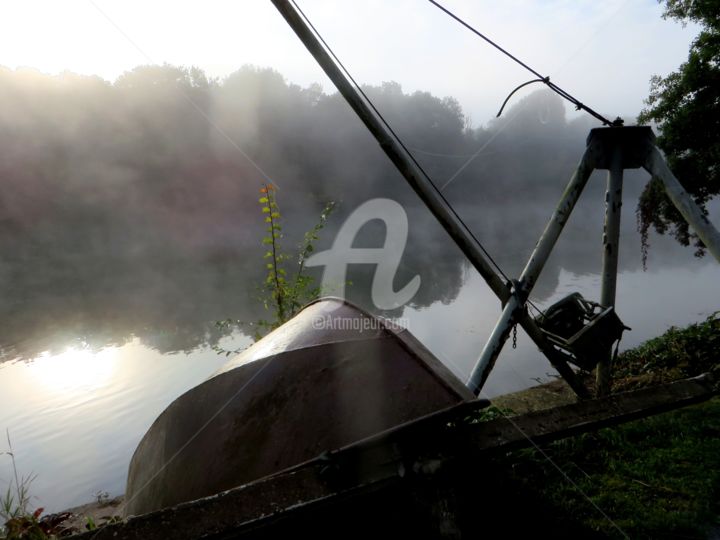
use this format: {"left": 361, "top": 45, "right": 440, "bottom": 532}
{"left": 1, "top": 156, "right": 719, "bottom": 513}
{"left": 1, "top": 248, "right": 717, "bottom": 513}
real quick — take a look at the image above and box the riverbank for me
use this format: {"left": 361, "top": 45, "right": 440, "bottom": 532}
{"left": 494, "top": 312, "right": 720, "bottom": 538}
{"left": 504, "top": 395, "right": 720, "bottom": 538}
{"left": 60, "top": 497, "right": 124, "bottom": 535}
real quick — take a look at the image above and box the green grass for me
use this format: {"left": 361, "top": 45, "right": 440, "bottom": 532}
{"left": 612, "top": 311, "right": 719, "bottom": 391}
{"left": 1, "top": 431, "right": 35, "bottom": 526}
{"left": 507, "top": 397, "right": 720, "bottom": 538}
{"left": 1, "top": 432, "right": 74, "bottom": 539}
{"left": 503, "top": 312, "right": 720, "bottom": 539}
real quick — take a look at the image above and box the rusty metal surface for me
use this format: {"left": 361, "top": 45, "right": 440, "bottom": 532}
{"left": 124, "top": 298, "right": 472, "bottom": 516}
{"left": 81, "top": 374, "right": 716, "bottom": 539}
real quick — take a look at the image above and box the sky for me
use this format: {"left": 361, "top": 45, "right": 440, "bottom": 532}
{"left": 0, "top": 0, "right": 700, "bottom": 126}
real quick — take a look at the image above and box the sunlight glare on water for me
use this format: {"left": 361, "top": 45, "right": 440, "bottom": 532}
{"left": 26, "top": 347, "right": 119, "bottom": 395}
{"left": 0, "top": 338, "right": 240, "bottom": 512}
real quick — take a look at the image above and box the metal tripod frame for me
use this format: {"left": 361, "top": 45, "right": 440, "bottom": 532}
{"left": 272, "top": 0, "right": 720, "bottom": 399}
{"left": 467, "top": 126, "right": 720, "bottom": 396}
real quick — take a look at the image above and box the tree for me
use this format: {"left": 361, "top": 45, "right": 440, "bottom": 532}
{"left": 637, "top": 0, "right": 720, "bottom": 259}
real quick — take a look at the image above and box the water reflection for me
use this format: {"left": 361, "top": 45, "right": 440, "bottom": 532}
{"left": 26, "top": 347, "right": 118, "bottom": 394}
{"left": 405, "top": 261, "right": 720, "bottom": 397}
{"left": 0, "top": 335, "right": 249, "bottom": 513}
{"left": 1, "top": 256, "right": 718, "bottom": 513}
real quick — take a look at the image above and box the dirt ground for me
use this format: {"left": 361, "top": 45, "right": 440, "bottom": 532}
{"left": 60, "top": 496, "right": 124, "bottom": 534}
{"left": 491, "top": 378, "right": 579, "bottom": 414}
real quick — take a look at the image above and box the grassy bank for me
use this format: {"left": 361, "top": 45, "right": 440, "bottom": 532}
{"left": 613, "top": 311, "right": 719, "bottom": 391}
{"left": 505, "top": 397, "right": 720, "bottom": 538}
{"left": 502, "top": 312, "right": 720, "bottom": 539}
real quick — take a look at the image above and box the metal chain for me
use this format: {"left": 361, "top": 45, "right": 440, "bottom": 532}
{"left": 512, "top": 324, "right": 517, "bottom": 349}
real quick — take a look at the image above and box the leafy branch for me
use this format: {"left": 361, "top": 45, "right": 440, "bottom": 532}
{"left": 255, "top": 183, "right": 335, "bottom": 339}
{"left": 213, "top": 185, "right": 335, "bottom": 351}
{"left": 259, "top": 183, "right": 288, "bottom": 324}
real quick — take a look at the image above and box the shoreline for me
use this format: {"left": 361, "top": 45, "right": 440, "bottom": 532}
{"left": 59, "top": 497, "right": 124, "bottom": 534}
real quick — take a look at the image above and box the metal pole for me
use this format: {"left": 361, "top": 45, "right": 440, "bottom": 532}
{"left": 467, "top": 150, "right": 595, "bottom": 394}
{"left": 272, "top": 0, "right": 590, "bottom": 399}
{"left": 516, "top": 149, "right": 596, "bottom": 299}
{"left": 596, "top": 145, "right": 624, "bottom": 396}
{"left": 271, "top": 0, "right": 508, "bottom": 299}
{"left": 467, "top": 293, "right": 522, "bottom": 393}
{"left": 644, "top": 145, "right": 720, "bottom": 263}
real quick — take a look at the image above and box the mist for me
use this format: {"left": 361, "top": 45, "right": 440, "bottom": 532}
{"left": 0, "top": 64, "right": 698, "bottom": 362}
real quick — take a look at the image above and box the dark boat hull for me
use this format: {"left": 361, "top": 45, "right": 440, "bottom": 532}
{"left": 124, "top": 298, "right": 472, "bottom": 516}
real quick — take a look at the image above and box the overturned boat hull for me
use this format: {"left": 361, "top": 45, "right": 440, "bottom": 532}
{"left": 124, "top": 298, "right": 472, "bottom": 516}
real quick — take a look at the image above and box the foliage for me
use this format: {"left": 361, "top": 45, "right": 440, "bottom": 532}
{"left": 255, "top": 183, "right": 335, "bottom": 339}
{"left": 455, "top": 405, "right": 516, "bottom": 426}
{"left": 259, "top": 183, "right": 288, "bottom": 325}
{"left": 213, "top": 184, "right": 336, "bottom": 350}
{"left": 637, "top": 0, "right": 720, "bottom": 261}
{"left": 1, "top": 433, "right": 72, "bottom": 539}
{"left": 1, "top": 433, "right": 34, "bottom": 526}
{"left": 2, "top": 508, "right": 73, "bottom": 540}
{"left": 83, "top": 514, "right": 121, "bottom": 533}
{"left": 499, "top": 313, "right": 720, "bottom": 537}
{"left": 612, "top": 311, "right": 719, "bottom": 390}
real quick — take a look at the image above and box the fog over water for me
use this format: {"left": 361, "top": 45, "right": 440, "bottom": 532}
{"left": 0, "top": 65, "right": 718, "bottom": 511}
{"left": 0, "top": 64, "right": 700, "bottom": 361}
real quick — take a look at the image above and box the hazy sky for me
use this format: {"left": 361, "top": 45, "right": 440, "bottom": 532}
{"left": 0, "top": 0, "right": 700, "bottom": 125}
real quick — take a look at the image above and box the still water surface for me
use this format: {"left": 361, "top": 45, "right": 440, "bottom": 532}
{"left": 0, "top": 254, "right": 718, "bottom": 513}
